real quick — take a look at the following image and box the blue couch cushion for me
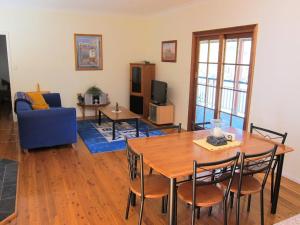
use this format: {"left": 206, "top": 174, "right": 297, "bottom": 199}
{"left": 14, "top": 92, "right": 32, "bottom": 113}
{"left": 16, "top": 101, "right": 32, "bottom": 112}
{"left": 42, "top": 93, "right": 62, "bottom": 107}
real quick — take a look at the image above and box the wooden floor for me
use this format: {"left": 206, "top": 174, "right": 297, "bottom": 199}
{"left": 0, "top": 105, "right": 300, "bottom": 225}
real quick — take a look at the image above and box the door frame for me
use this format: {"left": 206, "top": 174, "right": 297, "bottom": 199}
{"left": 187, "top": 24, "right": 258, "bottom": 131}
{"left": 0, "top": 31, "right": 14, "bottom": 116}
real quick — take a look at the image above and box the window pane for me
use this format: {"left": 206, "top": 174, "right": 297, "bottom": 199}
{"left": 220, "top": 112, "right": 231, "bottom": 127}
{"left": 206, "top": 86, "right": 216, "bottom": 109}
{"left": 238, "top": 38, "right": 252, "bottom": 65}
{"left": 237, "top": 66, "right": 249, "bottom": 83}
{"left": 198, "top": 63, "right": 207, "bottom": 78}
{"left": 236, "top": 65, "right": 249, "bottom": 91}
{"left": 195, "top": 106, "right": 204, "bottom": 123}
{"left": 238, "top": 83, "right": 248, "bottom": 92}
{"left": 223, "top": 65, "right": 235, "bottom": 89}
{"left": 235, "top": 91, "right": 247, "bottom": 117}
{"left": 198, "top": 63, "right": 207, "bottom": 85}
{"left": 207, "top": 64, "right": 217, "bottom": 86}
{"left": 224, "top": 39, "right": 237, "bottom": 64}
{"left": 232, "top": 115, "right": 244, "bottom": 129}
{"left": 209, "top": 40, "right": 219, "bottom": 63}
{"left": 220, "top": 89, "right": 233, "bottom": 113}
{"left": 196, "top": 85, "right": 206, "bottom": 106}
{"left": 205, "top": 108, "right": 214, "bottom": 123}
{"left": 199, "top": 40, "right": 208, "bottom": 62}
{"left": 198, "top": 77, "right": 206, "bottom": 85}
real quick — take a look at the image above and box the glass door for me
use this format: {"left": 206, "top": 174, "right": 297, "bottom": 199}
{"left": 195, "top": 39, "right": 219, "bottom": 124}
{"left": 219, "top": 37, "right": 252, "bottom": 129}
{"left": 189, "top": 25, "right": 257, "bottom": 130}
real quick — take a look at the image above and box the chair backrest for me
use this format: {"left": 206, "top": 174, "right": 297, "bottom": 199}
{"left": 125, "top": 137, "right": 145, "bottom": 197}
{"left": 250, "top": 123, "right": 287, "bottom": 144}
{"left": 238, "top": 145, "right": 278, "bottom": 191}
{"left": 192, "top": 152, "right": 240, "bottom": 207}
{"left": 146, "top": 123, "right": 181, "bottom": 137}
{"left": 191, "top": 121, "right": 211, "bottom": 131}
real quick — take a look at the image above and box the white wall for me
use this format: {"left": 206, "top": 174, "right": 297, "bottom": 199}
{"left": 0, "top": 35, "right": 10, "bottom": 89}
{"left": 0, "top": 9, "right": 147, "bottom": 118}
{"left": 1, "top": 1, "right": 299, "bottom": 182}
{"left": 144, "top": 0, "right": 300, "bottom": 182}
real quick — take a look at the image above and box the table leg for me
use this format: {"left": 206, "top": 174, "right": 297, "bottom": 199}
{"left": 98, "top": 111, "right": 102, "bottom": 125}
{"left": 136, "top": 119, "right": 139, "bottom": 137}
{"left": 271, "top": 154, "right": 285, "bottom": 214}
{"left": 131, "top": 157, "right": 137, "bottom": 206}
{"left": 112, "top": 121, "right": 116, "bottom": 140}
{"left": 169, "top": 178, "right": 177, "bottom": 225}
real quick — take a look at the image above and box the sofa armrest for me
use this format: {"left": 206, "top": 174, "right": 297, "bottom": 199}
{"left": 17, "top": 108, "right": 77, "bottom": 149}
{"left": 42, "top": 93, "right": 62, "bottom": 107}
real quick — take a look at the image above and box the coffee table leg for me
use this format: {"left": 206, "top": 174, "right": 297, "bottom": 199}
{"left": 112, "top": 121, "right": 116, "bottom": 140}
{"left": 98, "top": 111, "right": 102, "bottom": 125}
{"left": 135, "top": 119, "right": 139, "bottom": 137}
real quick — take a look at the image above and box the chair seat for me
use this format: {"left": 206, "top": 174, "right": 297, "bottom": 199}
{"left": 177, "top": 182, "right": 224, "bottom": 207}
{"left": 130, "top": 174, "right": 169, "bottom": 198}
{"left": 220, "top": 174, "right": 261, "bottom": 195}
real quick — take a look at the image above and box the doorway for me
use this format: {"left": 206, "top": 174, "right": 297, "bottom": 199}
{"left": 188, "top": 25, "right": 257, "bottom": 131}
{"left": 0, "top": 35, "right": 12, "bottom": 120}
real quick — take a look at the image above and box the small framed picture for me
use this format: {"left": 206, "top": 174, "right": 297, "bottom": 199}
{"left": 74, "top": 34, "right": 103, "bottom": 70}
{"left": 161, "top": 40, "right": 177, "bottom": 62}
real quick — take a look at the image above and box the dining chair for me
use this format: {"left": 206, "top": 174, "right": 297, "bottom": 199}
{"left": 221, "top": 145, "right": 278, "bottom": 225}
{"left": 146, "top": 123, "right": 182, "bottom": 137}
{"left": 250, "top": 123, "right": 287, "bottom": 208}
{"left": 177, "top": 152, "right": 240, "bottom": 225}
{"left": 124, "top": 138, "right": 169, "bottom": 225}
{"left": 146, "top": 123, "right": 181, "bottom": 175}
{"left": 191, "top": 121, "right": 211, "bottom": 131}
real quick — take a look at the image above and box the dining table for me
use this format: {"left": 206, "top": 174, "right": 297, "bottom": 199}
{"left": 128, "top": 127, "right": 294, "bottom": 225}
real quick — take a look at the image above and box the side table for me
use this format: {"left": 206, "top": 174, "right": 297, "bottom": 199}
{"left": 77, "top": 102, "right": 110, "bottom": 120}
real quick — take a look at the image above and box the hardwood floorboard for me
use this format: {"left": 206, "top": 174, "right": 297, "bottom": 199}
{"left": 0, "top": 107, "right": 299, "bottom": 225}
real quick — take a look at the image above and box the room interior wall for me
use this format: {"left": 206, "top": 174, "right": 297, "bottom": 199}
{"left": 144, "top": 0, "right": 300, "bottom": 183}
{"left": 0, "top": 35, "right": 10, "bottom": 89}
{"left": 0, "top": 0, "right": 299, "bottom": 183}
{"left": 0, "top": 9, "right": 147, "bottom": 119}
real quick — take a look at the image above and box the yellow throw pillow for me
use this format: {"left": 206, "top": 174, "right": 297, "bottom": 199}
{"left": 26, "top": 92, "right": 49, "bottom": 110}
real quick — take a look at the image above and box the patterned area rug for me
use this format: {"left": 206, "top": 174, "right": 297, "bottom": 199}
{"left": 274, "top": 214, "right": 300, "bottom": 225}
{"left": 77, "top": 119, "right": 164, "bottom": 153}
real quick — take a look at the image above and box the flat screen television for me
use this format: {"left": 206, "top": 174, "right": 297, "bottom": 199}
{"left": 151, "top": 80, "right": 167, "bottom": 105}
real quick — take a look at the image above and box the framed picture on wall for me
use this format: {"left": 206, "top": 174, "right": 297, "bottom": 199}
{"left": 74, "top": 34, "right": 103, "bottom": 70}
{"left": 161, "top": 40, "right": 177, "bottom": 62}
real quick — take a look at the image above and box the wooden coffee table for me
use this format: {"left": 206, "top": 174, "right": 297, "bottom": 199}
{"left": 98, "top": 106, "right": 141, "bottom": 140}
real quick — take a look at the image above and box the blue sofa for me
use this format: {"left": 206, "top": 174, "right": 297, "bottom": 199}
{"left": 14, "top": 92, "right": 77, "bottom": 150}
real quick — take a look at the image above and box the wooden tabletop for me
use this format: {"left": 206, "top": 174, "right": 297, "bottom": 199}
{"left": 99, "top": 106, "right": 140, "bottom": 121}
{"left": 128, "top": 128, "right": 294, "bottom": 179}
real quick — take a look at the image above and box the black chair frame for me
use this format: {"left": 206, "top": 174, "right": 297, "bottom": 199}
{"left": 250, "top": 123, "right": 287, "bottom": 206}
{"left": 125, "top": 138, "right": 168, "bottom": 225}
{"left": 236, "top": 145, "right": 278, "bottom": 225}
{"left": 146, "top": 123, "right": 182, "bottom": 137}
{"left": 191, "top": 121, "right": 211, "bottom": 131}
{"left": 189, "top": 152, "right": 240, "bottom": 225}
{"left": 125, "top": 140, "right": 145, "bottom": 225}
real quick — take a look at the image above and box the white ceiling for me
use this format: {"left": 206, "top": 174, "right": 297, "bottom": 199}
{"left": 0, "top": 0, "right": 198, "bottom": 15}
